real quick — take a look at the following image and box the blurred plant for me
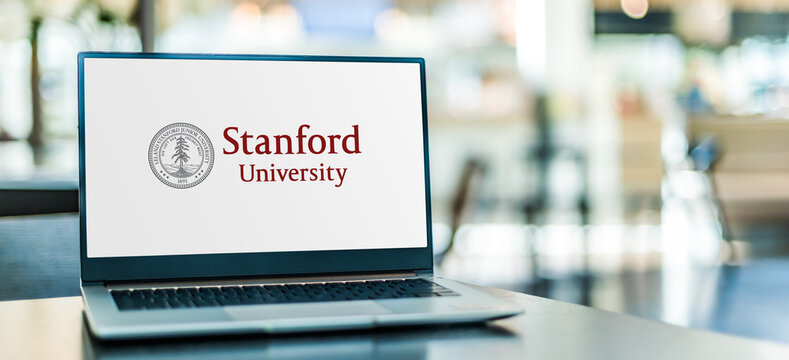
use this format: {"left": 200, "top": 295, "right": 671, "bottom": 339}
{"left": 0, "top": 0, "right": 30, "bottom": 41}
{"left": 76, "top": 0, "right": 140, "bottom": 50}
{"left": 25, "top": 0, "right": 83, "bottom": 146}
{"left": 96, "top": 0, "right": 136, "bottom": 20}
{"left": 0, "top": 0, "right": 28, "bottom": 140}
{"left": 0, "top": 0, "right": 141, "bottom": 145}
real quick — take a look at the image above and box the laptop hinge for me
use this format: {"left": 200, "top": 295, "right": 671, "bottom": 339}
{"left": 104, "top": 270, "right": 428, "bottom": 289}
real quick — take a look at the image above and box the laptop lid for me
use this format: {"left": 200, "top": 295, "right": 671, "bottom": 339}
{"left": 78, "top": 52, "right": 433, "bottom": 282}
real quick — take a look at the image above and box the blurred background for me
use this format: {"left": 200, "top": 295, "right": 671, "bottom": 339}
{"left": 2, "top": 0, "right": 789, "bottom": 344}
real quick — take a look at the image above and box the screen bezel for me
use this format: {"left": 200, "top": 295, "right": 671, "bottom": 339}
{"left": 78, "top": 52, "right": 434, "bottom": 282}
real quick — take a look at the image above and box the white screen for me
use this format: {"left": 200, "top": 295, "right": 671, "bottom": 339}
{"left": 84, "top": 57, "right": 428, "bottom": 257}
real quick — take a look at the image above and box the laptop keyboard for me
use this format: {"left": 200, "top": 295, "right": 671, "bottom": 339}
{"left": 110, "top": 278, "right": 459, "bottom": 311}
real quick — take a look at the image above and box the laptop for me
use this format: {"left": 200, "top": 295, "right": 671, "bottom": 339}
{"left": 78, "top": 52, "right": 522, "bottom": 340}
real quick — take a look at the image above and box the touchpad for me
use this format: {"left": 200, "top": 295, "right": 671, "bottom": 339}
{"left": 225, "top": 301, "right": 392, "bottom": 321}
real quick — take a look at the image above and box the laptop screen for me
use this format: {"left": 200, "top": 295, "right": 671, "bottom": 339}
{"left": 83, "top": 56, "right": 428, "bottom": 258}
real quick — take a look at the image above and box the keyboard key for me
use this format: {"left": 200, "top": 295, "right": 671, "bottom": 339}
{"left": 111, "top": 279, "right": 459, "bottom": 311}
{"left": 146, "top": 300, "right": 168, "bottom": 309}
{"left": 192, "top": 298, "right": 220, "bottom": 307}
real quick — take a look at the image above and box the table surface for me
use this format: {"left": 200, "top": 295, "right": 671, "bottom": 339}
{"left": 2, "top": 287, "right": 789, "bottom": 360}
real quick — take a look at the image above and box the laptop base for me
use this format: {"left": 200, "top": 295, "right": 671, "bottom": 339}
{"left": 83, "top": 275, "right": 522, "bottom": 340}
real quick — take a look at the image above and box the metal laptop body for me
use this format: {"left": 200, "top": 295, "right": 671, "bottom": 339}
{"left": 78, "top": 52, "right": 522, "bottom": 340}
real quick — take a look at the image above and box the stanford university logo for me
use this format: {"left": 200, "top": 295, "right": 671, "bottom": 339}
{"left": 148, "top": 123, "right": 214, "bottom": 189}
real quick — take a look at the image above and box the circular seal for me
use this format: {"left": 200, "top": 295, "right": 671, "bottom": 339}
{"left": 148, "top": 123, "right": 214, "bottom": 189}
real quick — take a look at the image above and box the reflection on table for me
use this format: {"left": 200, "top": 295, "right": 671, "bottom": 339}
{"left": 83, "top": 322, "right": 516, "bottom": 360}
